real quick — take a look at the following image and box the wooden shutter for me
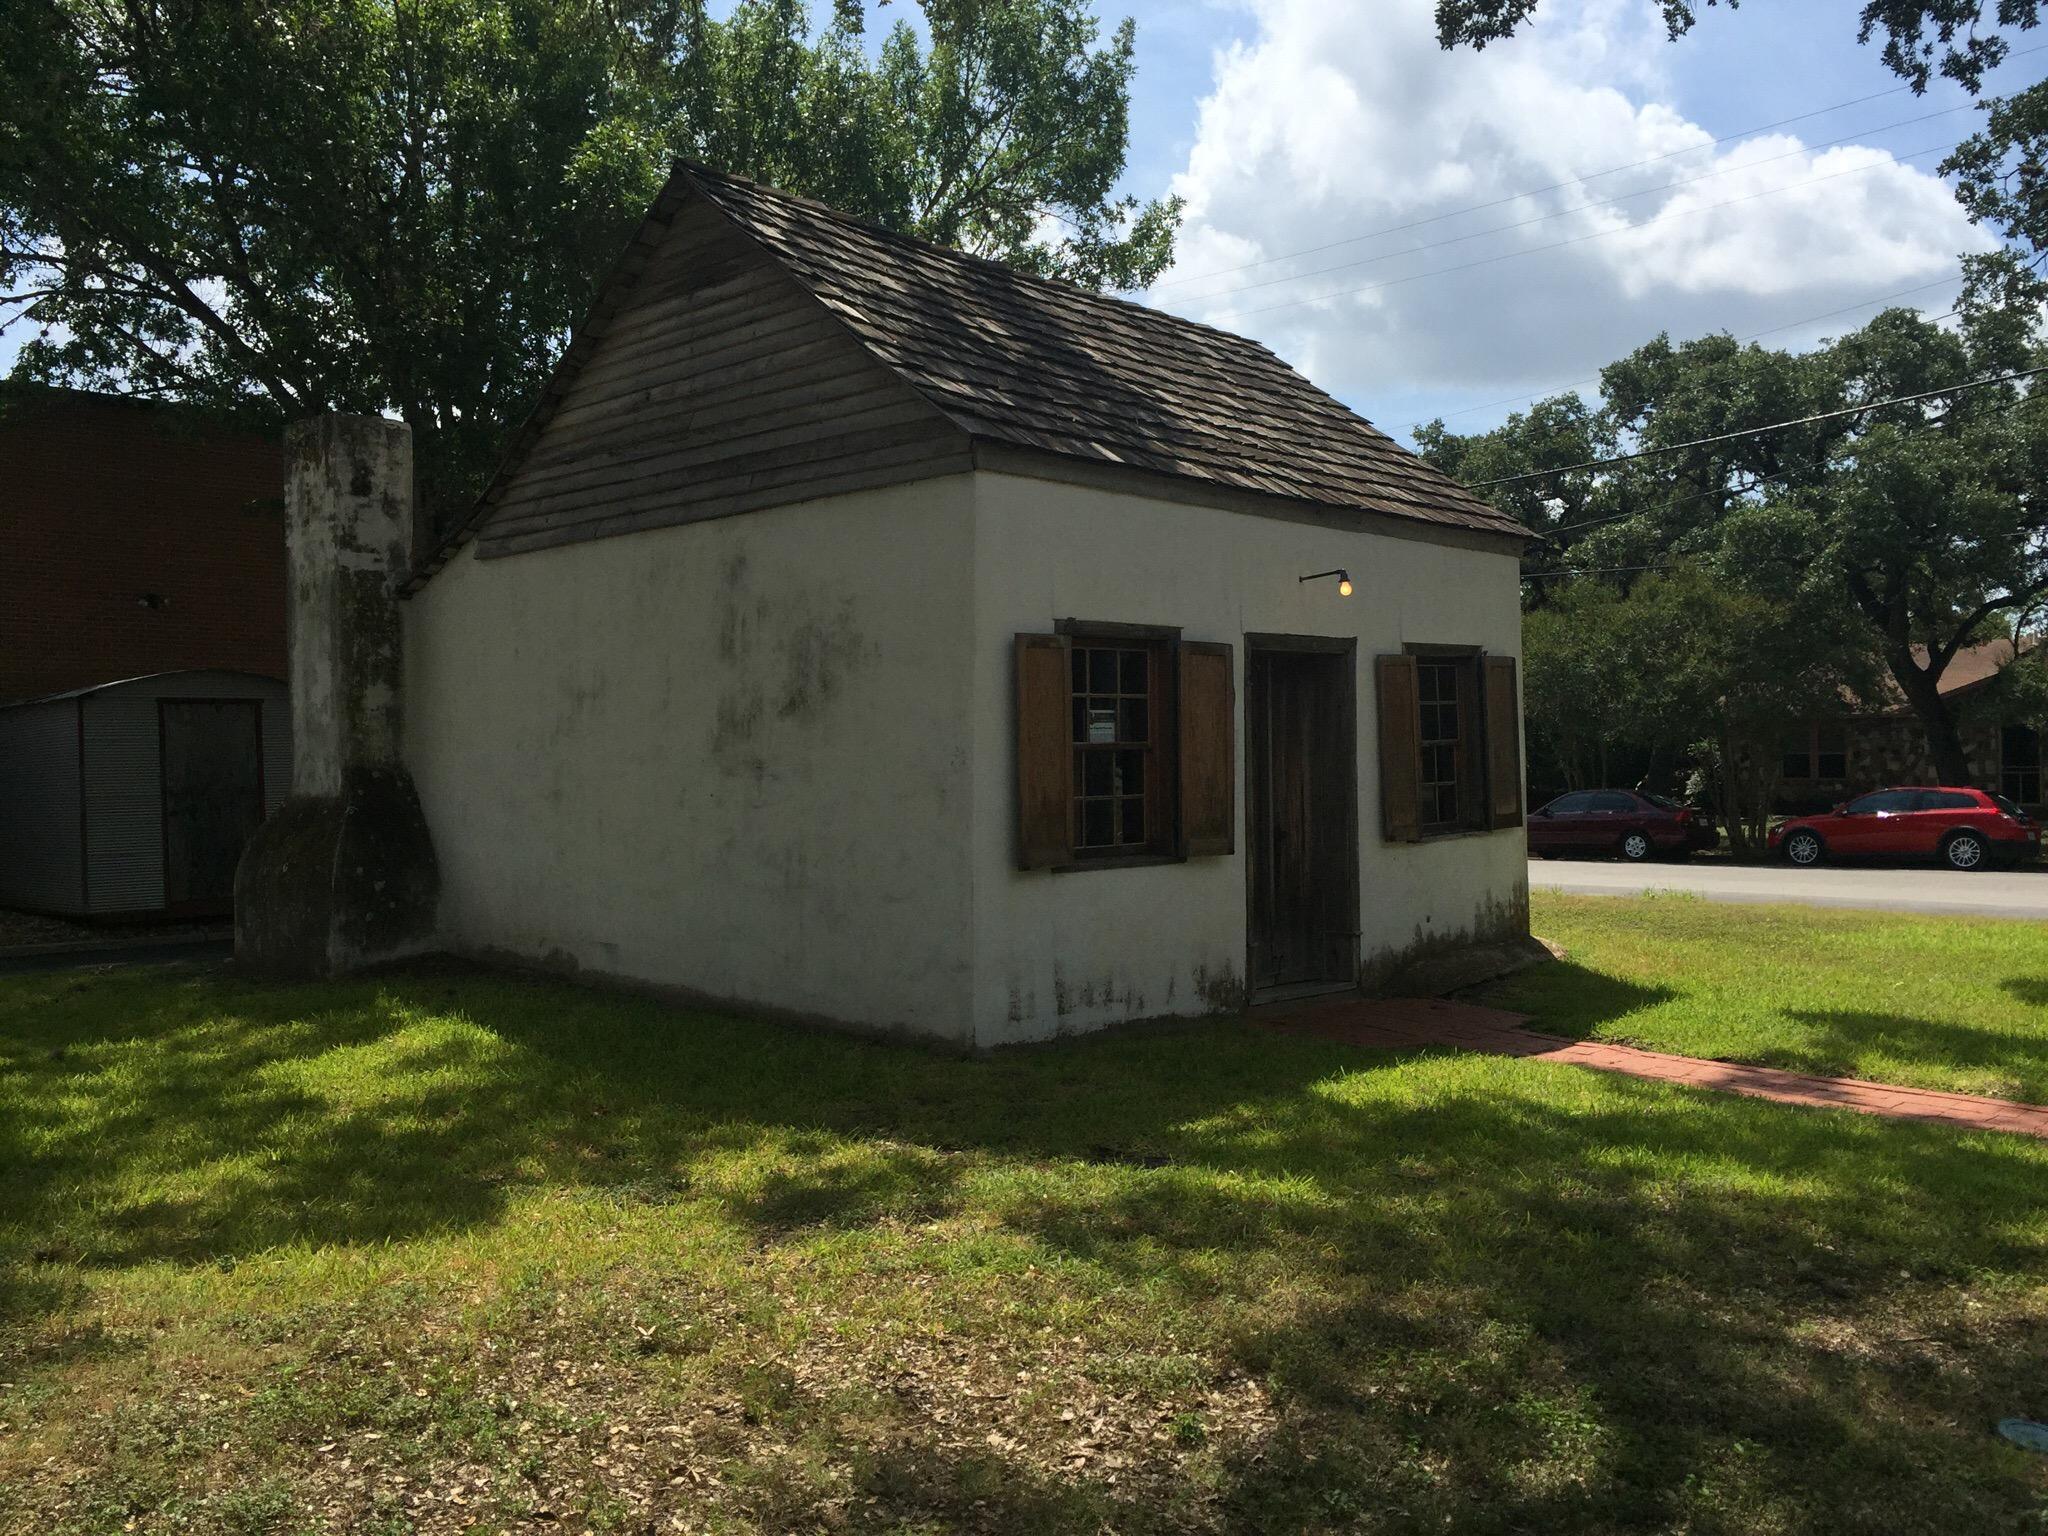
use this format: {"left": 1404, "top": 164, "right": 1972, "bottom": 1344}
{"left": 1484, "top": 654, "right": 1524, "bottom": 829}
{"left": 1178, "top": 641, "right": 1235, "bottom": 857}
{"left": 1376, "top": 653, "right": 1422, "bottom": 843}
{"left": 1015, "top": 633, "right": 1071, "bottom": 869}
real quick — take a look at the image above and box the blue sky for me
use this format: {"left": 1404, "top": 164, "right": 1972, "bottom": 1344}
{"left": 1114, "top": 0, "right": 2041, "bottom": 443}
{"left": 7, "top": 1, "right": 2040, "bottom": 444}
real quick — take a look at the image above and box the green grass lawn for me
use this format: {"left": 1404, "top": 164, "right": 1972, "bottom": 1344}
{"left": 1485, "top": 892, "right": 2048, "bottom": 1102}
{"left": 3, "top": 934, "right": 2046, "bottom": 1534}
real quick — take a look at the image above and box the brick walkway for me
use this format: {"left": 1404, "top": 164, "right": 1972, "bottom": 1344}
{"left": 1259, "top": 996, "right": 2048, "bottom": 1140}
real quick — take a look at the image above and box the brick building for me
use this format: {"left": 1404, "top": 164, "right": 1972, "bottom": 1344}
{"left": 0, "top": 387, "right": 285, "bottom": 703}
{"left": 1774, "top": 638, "right": 2044, "bottom": 813}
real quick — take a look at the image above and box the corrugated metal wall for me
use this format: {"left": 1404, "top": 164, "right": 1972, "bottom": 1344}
{"left": 0, "top": 699, "right": 86, "bottom": 913}
{"left": 79, "top": 671, "right": 291, "bottom": 914}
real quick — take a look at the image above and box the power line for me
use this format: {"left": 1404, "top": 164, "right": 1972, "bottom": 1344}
{"left": 1203, "top": 141, "right": 1961, "bottom": 325}
{"left": 1516, "top": 366, "right": 2034, "bottom": 551}
{"left": 1424, "top": 279, "right": 1964, "bottom": 426}
{"left": 1169, "top": 104, "right": 1972, "bottom": 308}
{"left": 1520, "top": 563, "right": 1678, "bottom": 579}
{"left": 1466, "top": 364, "right": 2048, "bottom": 490}
{"left": 1143, "top": 41, "right": 2047, "bottom": 296}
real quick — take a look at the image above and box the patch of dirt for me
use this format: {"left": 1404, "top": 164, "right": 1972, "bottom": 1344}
{"left": 4, "top": 1279, "right": 1281, "bottom": 1535}
{"left": 0, "top": 908, "right": 228, "bottom": 951}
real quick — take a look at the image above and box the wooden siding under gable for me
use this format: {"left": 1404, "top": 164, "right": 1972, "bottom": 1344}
{"left": 476, "top": 198, "right": 972, "bottom": 560}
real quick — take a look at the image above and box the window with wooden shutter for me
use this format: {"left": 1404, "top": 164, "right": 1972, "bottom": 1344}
{"left": 1483, "top": 654, "right": 1523, "bottom": 829}
{"left": 1376, "top": 654, "right": 1422, "bottom": 843}
{"left": 1016, "top": 625, "right": 1237, "bottom": 870}
{"left": 1015, "top": 633, "right": 1071, "bottom": 869}
{"left": 1179, "top": 642, "right": 1235, "bottom": 856}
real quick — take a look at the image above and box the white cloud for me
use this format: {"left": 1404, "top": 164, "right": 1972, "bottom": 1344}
{"left": 1150, "top": 0, "right": 1995, "bottom": 427}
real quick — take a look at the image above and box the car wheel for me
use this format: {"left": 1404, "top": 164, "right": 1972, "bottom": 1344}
{"left": 1784, "top": 830, "right": 1823, "bottom": 867}
{"left": 1943, "top": 831, "right": 1988, "bottom": 871}
{"left": 1619, "top": 830, "right": 1653, "bottom": 862}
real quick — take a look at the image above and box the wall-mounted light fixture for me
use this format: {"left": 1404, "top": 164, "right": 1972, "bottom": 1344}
{"left": 1299, "top": 568, "right": 1353, "bottom": 597}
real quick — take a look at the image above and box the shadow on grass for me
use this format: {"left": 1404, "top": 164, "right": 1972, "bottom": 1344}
{"left": 3, "top": 958, "right": 2045, "bottom": 1531}
{"left": 2003, "top": 976, "right": 2048, "bottom": 1008}
{"left": 1471, "top": 958, "right": 1679, "bottom": 1039}
{"left": 1780, "top": 1008, "right": 2048, "bottom": 1100}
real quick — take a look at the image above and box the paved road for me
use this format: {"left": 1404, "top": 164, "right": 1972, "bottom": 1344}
{"left": 1530, "top": 858, "right": 2048, "bottom": 919}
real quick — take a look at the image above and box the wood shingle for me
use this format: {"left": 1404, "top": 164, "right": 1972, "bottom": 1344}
{"left": 410, "top": 161, "right": 1524, "bottom": 588}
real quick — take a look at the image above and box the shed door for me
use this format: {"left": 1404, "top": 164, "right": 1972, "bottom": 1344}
{"left": 160, "top": 700, "right": 265, "bottom": 909}
{"left": 1247, "top": 647, "right": 1359, "bottom": 994}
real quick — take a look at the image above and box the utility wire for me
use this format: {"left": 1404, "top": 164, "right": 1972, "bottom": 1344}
{"left": 1422, "top": 280, "right": 1964, "bottom": 426}
{"left": 1520, "top": 563, "right": 1679, "bottom": 579}
{"left": 1144, "top": 41, "right": 2047, "bottom": 295}
{"left": 1516, "top": 367, "right": 2036, "bottom": 555}
{"left": 1169, "top": 104, "right": 1973, "bottom": 308}
{"left": 1465, "top": 364, "right": 2048, "bottom": 490}
{"left": 1204, "top": 141, "right": 1960, "bottom": 325}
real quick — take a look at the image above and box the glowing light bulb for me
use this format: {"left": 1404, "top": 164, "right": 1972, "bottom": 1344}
{"left": 1337, "top": 575, "right": 1353, "bottom": 597}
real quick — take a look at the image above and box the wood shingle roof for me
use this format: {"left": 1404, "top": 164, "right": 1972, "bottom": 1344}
{"left": 684, "top": 164, "right": 1525, "bottom": 541}
{"left": 414, "top": 161, "right": 1525, "bottom": 587}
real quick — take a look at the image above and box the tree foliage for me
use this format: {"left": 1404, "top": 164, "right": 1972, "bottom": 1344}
{"left": 1420, "top": 297, "right": 2048, "bottom": 797}
{"left": 0, "top": 0, "right": 1180, "bottom": 521}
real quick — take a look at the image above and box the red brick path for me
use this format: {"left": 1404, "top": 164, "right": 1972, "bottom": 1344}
{"left": 1260, "top": 996, "right": 2048, "bottom": 1140}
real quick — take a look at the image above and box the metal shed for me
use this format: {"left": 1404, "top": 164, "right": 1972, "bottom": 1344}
{"left": 0, "top": 669, "right": 289, "bottom": 918}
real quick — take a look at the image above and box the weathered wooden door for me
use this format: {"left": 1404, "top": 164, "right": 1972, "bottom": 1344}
{"left": 160, "top": 700, "right": 265, "bottom": 909}
{"left": 1247, "top": 646, "right": 1359, "bottom": 994}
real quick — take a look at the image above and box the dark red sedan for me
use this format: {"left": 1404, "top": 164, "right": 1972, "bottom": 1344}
{"left": 1528, "top": 789, "right": 1716, "bottom": 862}
{"left": 1768, "top": 786, "right": 2040, "bottom": 870}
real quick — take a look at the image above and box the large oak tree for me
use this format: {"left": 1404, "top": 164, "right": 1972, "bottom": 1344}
{"left": 1419, "top": 304, "right": 2048, "bottom": 790}
{"left": 0, "top": 0, "right": 1179, "bottom": 523}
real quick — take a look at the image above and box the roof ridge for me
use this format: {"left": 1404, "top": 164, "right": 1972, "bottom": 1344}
{"left": 671, "top": 160, "right": 1310, "bottom": 364}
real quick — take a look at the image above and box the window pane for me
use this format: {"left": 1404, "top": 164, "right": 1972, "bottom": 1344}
{"left": 1080, "top": 750, "right": 1112, "bottom": 797}
{"left": 1121, "top": 796, "right": 1145, "bottom": 843}
{"left": 1090, "top": 649, "right": 1118, "bottom": 693}
{"left": 1116, "top": 749, "right": 1145, "bottom": 793}
{"left": 1120, "top": 650, "right": 1148, "bottom": 693}
{"left": 1087, "top": 705, "right": 1118, "bottom": 744}
{"left": 1120, "top": 698, "right": 1148, "bottom": 743}
{"left": 1071, "top": 647, "right": 1087, "bottom": 692}
{"left": 1816, "top": 752, "right": 1847, "bottom": 779}
{"left": 1081, "top": 799, "right": 1114, "bottom": 847}
{"left": 1072, "top": 697, "right": 1087, "bottom": 744}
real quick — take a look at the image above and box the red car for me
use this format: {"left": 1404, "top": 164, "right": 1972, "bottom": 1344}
{"left": 1769, "top": 786, "right": 2040, "bottom": 871}
{"left": 1528, "top": 789, "right": 1716, "bottom": 862}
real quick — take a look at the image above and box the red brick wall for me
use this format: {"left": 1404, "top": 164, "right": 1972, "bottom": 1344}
{"left": 0, "top": 391, "right": 286, "bottom": 703}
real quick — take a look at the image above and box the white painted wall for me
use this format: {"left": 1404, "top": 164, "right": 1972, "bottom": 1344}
{"left": 967, "top": 472, "right": 1527, "bottom": 1048}
{"left": 401, "top": 468, "right": 1524, "bottom": 1050}
{"left": 403, "top": 477, "right": 981, "bottom": 1044}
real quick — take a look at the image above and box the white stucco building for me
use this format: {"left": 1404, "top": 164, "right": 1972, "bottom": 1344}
{"left": 249, "top": 164, "right": 1535, "bottom": 1047}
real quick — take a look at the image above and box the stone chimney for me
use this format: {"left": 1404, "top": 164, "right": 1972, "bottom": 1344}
{"left": 235, "top": 415, "right": 440, "bottom": 976}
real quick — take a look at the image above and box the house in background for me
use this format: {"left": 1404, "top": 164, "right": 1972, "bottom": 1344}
{"left": 1776, "top": 638, "right": 2043, "bottom": 812}
{"left": 0, "top": 388, "right": 290, "bottom": 917}
{"left": 245, "top": 163, "right": 1537, "bottom": 1046}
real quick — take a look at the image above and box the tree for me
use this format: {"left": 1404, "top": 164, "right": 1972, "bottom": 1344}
{"left": 0, "top": 0, "right": 1180, "bottom": 524}
{"left": 1518, "top": 564, "right": 1878, "bottom": 849}
{"left": 1768, "top": 308, "right": 2048, "bottom": 782}
{"left": 1422, "top": 302, "right": 2048, "bottom": 792}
